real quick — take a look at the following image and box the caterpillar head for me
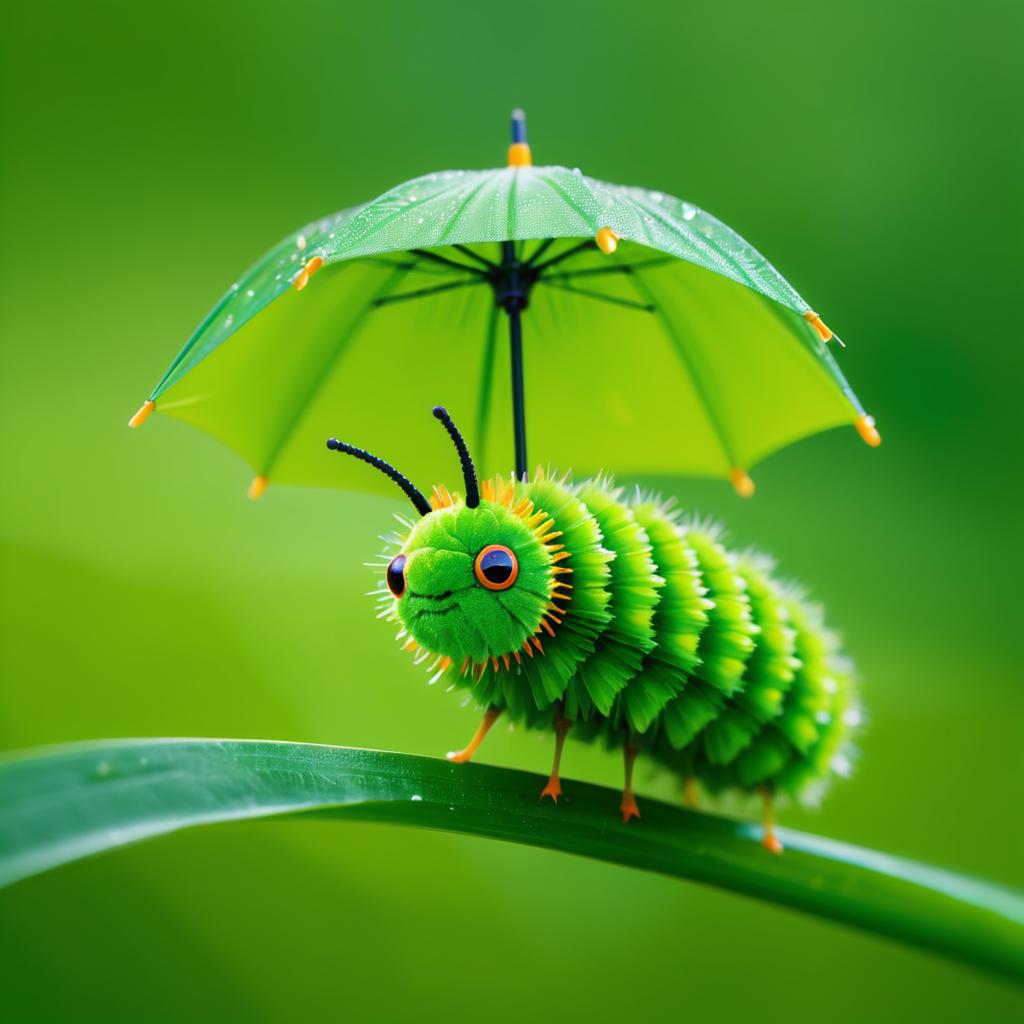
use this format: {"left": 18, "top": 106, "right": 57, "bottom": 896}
{"left": 327, "top": 408, "right": 563, "bottom": 668}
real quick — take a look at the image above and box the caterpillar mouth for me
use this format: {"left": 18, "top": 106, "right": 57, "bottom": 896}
{"left": 409, "top": 590, "right": 454, "bottom": 601}
{"left": 414, "top": 605, "right": 456, "bottom": 618}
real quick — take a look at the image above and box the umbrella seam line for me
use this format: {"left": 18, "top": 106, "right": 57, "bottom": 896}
{"left": 336, "top": 174, "right": 481, "bottom": 254}
{"left": 624, "top": 193, "right": 762, "bottom": 296}
{"left": 259, "top": 265, "right": 412, "bottom": 479}
{"left": 437, "top": 177, "right": 495, "bottom": 245}
{"left": 626, "top": 272, "right": 738, "bottom": 470}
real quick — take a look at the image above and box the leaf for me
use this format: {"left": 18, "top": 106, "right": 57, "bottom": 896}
{"left": 0, "top": 739, "right": 1021, "bottom": 982}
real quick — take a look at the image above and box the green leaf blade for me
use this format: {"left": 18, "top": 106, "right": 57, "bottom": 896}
{"left": 1, "top": 739, "right": 1021, "bottom": 983}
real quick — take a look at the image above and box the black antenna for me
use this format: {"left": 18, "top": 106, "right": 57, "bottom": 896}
{"left": 432, "top": 406, "right": 480, "bottom": 508}
{"left": 326, "top": 438, "right": 432, "bottom": 517}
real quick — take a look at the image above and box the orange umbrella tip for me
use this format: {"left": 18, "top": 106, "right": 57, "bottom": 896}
{"left": 803, "top": 310, "right": 834, "bottom": 342}
{"left": 855, "top": 414, "right": 882, "bottom": 448}
{"left": 596, "top": 227, "right": 619, "bottom": 255}
{"left": 292, "top": 255, "right": 324, "bottom": 292}
{"left": 507, "top": 142, "right": 532, "bottom": 167}
{"left": 128, "top": 400, "right": 155, "bottom": 428}
{"left": 730, "top": 468, "right": 756, "bottom": 498}
{"left": 247, "top": 475, "right": 268, "bottom": 500}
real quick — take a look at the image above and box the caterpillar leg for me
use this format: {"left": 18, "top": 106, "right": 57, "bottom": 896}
{"left": 620, "top": 740, "right": 641, "bottom": 823}
{"left": 683, "top": 776, "right": 699, "bottom": 809}
{"left": 447, "top": 706, "right": 502, "bottom": 764}
{"left": 759, "top": 784, "right": 784, "bottom": 855}
{"left": 540, "top": 715, "right": 572, "bottom": 803}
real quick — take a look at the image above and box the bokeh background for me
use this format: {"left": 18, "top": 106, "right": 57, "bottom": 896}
{"left": 2, "top": 1, "right": 1022, "bottom": 1020}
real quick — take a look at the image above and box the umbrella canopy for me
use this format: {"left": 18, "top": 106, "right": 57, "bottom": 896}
{"left": 131, "top": 111, "right": 879, "bottom": 499}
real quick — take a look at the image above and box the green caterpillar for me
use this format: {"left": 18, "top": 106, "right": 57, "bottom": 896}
{"left": 330, "top": 406, "right": 859, "bottom": 852}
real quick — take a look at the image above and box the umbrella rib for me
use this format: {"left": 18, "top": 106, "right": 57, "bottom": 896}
{"left": 373, "top": 278, "right": 485, "bottom": 308}
{"left": 408, "top": 249, "right": 488, "bottom": 276}
{"left": 542, "top": 257, "right": 677, "bottom": 281}
{"left": 360, "top": 256, "right": 452, "bottom": 276}
{"left": 451, "top": 244, "right": 498, "bottom": 270}
{"left": 530, "top": 239, "right": 598, "bottom": 274}
{"left": 524, "top": 238, "right": 557, "bottom": 266}
{"left": 538, "top": 278, "right": 656, "bottom": 313}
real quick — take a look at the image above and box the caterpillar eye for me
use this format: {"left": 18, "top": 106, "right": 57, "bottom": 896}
{"left": 474, "top": 545, "right": 518, "bottom": 591}
{"left": 386, "top": 554, "right": 407, "bottom": 598}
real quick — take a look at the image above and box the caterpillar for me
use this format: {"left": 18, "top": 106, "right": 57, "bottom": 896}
{"left": 330, "top": 406, "right": 859, "bottom": 853}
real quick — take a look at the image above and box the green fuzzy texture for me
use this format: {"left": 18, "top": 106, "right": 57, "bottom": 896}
{"left": 380, "top": 474, "right": 858, "bottom": 803}
{"left": 511, "top": 473, "right": 614, "bottom": 718}
{"left": 391, "top": 501, "right": 551, "bottom": 666}
{"left": 564, "top": 477, "right": 663, "bottom": 720}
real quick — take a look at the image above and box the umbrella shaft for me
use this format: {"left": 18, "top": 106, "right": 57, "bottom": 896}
{"left": 500, "top": 241, "right": 528, "bottom": 480}
{"left": 507, "top": 303, "right": 527, "bottom": 480}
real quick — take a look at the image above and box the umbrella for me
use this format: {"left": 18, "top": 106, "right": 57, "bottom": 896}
{"left": 130, "top": 110, "right": 879, "bottom": 498}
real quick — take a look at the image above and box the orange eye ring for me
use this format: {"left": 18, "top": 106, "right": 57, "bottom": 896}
{"left": 474, "top": 545, "right": 518, "bottom": 591}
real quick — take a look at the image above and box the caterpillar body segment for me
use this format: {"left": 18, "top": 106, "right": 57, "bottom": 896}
{"left": 334, "top": 408, "right": 860, "bottom": 849}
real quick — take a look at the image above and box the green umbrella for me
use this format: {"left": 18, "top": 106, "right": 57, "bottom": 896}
{"left": 130, "top": 110, "right": 879, "bottom": 499}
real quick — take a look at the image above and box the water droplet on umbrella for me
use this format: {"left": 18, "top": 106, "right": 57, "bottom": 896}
{"left": 296, "top": 234, "right": 307, "bottom": 250}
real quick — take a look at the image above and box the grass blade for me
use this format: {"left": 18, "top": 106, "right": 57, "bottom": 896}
{"left": 0, "top": 738, "right": 1021, "bottom": 982}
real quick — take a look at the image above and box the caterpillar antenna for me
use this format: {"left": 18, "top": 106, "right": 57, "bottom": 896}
{"left": 326, "top": 438, "right": 432, "bottom": 517}
{"left": 432, "top": 406, "right": 480, "bottom": 508}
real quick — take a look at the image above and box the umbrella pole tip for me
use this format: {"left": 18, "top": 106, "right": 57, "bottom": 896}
{"left": 803, "top": 310, "right": 834, "bottom": 342}
{"left": 855, "top": 414, "right": 882, "bottom": 448}
{"left": 248, "top": 475, "right": 268, "bottom": 500}
{"left": 129, "top": 400, "right": 155, "bottom": 429}
{"left": 510, "top": 108, "right": 527, "bottom": 141}
{"left": 596, "top": 227, "right": 620, "bottom": 255}
{"left": 508, "top": 108, "right": 532, "bottom": 166}
{"left": 730, "top": 468, "right": 756, "bottom": 498}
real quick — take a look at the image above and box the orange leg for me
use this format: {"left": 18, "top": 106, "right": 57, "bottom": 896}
{"left": 683, "top": 776, "right": 699, "bottom": 809}
{"left": 540, "top": 716, "right": 572, "bottom": 802}
{"left": 620, "top": 740, "right": 641, "bottom": 823}
{"left": 447, "top": 706, "right": 502, "bottom": 763}
{"left": 760, "top": 785, "right": 784, "bottom": 855}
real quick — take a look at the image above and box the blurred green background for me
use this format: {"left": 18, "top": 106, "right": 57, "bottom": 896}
{"left": 2, "top": 0, "right": 1022, "bottom": 1020}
